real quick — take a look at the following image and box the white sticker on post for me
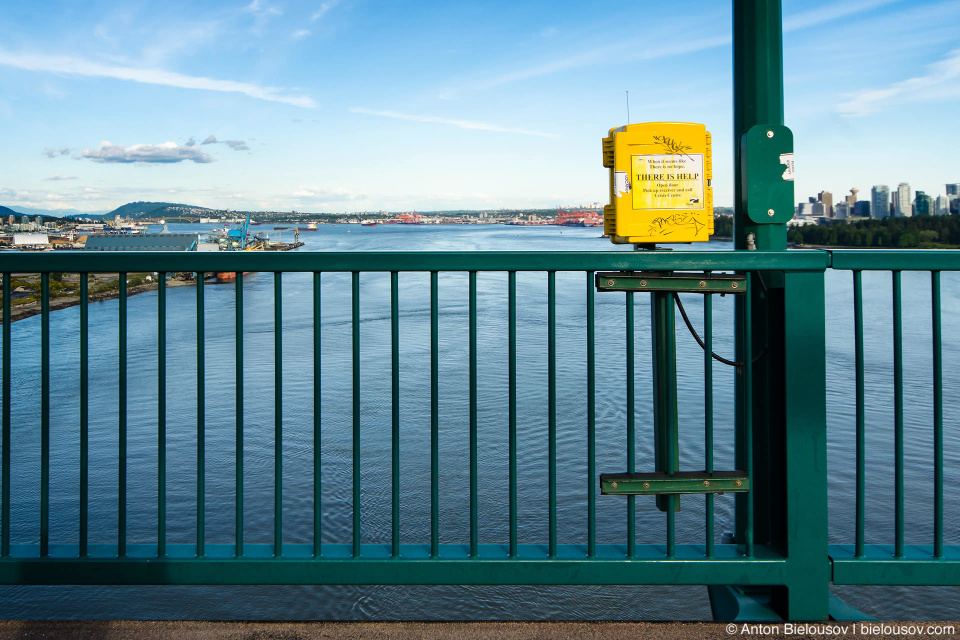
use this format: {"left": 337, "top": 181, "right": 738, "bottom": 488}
{"left": 614, "top": 171, "right": 631, "bottom": 197}
{"left": 779, "top": 153, "right": 794, "bottom": 181}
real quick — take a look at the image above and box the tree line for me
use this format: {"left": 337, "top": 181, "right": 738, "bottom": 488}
{"left": 788, "top": 215, "right": 960, "bottom": 248}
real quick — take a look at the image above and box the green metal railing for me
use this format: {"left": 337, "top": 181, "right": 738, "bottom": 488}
{"left": 828, "top": 251, "right": 960, "bottom": 587}
{"left": 0, "top": 251, "right": 825, "bottom": 611}
{"left": 1, "top": 246, "right": 958, "bottom": 622}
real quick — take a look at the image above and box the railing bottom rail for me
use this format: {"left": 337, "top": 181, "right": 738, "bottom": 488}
{"left": 0, "top": 543, "right": 788, "bottom": 585}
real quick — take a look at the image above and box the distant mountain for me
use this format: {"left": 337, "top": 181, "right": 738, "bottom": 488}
{"left": 107, "top": 201, "right": 179, "bottom": 218}
{"left": 3, "top": 205, "right": 105, "bottom": 219}
{"left": 1, "top": 205, "right": 22, "bottom": 219}
{"left": 107, "top": 201, "right": 218, "bottom": 219}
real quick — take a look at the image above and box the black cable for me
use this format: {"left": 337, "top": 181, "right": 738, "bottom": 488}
{"left": 672, "top": 286, "right": 767, "bottom": 372}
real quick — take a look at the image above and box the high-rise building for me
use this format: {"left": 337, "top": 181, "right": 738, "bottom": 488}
{"left": 818, "top": 191, "right": 833, "bottom": 217}
{"left": 854, "top": 201, "right": 870, "bottom": 217}
{"left": 946, "top": 184, "right": 960, "bottom": 196}
{"left": 871, "top": 185, "right": 890, "bottom": 219}
{"left": 894, "top": 183, "right": 912, "bottom": 216}
{"left": 936, "top": 195, "right": 950, "bottom": 216}
{"left": 846, "top": 188, "right": 859, "bottom": 207}
{"left": 914, "top": 191, "right": 933, "bottom": 216}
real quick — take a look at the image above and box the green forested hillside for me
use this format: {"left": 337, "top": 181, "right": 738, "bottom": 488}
{"left": 789, "top": 216, "right": 960, "bottom": 248}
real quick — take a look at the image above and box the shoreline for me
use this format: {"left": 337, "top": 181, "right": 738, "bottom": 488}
{"left": 1, "top": 278, "right": 195, "bottom": 324}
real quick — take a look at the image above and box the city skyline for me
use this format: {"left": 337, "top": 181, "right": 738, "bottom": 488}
{"left": 2, "top": 0, "right": 960, "bottom": 213}
{"left": 795, "top": 181, "right": 959, "bottom": 220}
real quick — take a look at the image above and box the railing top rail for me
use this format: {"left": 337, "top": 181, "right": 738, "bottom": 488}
{"left": 0, "top": 250, "right": 831, "bottom": 273}
{"left": 829, "top": 250, "right": 960, "bottom": 271}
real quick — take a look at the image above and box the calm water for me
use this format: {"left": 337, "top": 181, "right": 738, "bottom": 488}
{"left": 0, "top": 224, "right": 958, "bottom": 620}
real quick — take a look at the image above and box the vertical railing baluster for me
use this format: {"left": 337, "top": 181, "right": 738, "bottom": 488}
{"left": 853, "top": 270, "right": 865, "bottom": 558}
{"left": 430, "top": 271, "right": 439, "bottom": 557}
{"left": 586, "top": 272, "right": 596, "bottom": 558}
{"left": 235, "top": 275, "right": 244, "bottom": 557}
{"left": 508, "top": 271, "right": 518, "bottom": 558}
{"left": 313, "top": 272, "right": 321, "bottom": 558}
{"left": 626, "top": 291, "right": 635, "bottom": 557}
{"left": 274, "top": 272, "right": 282, "bottom": 558}
{"left": 40, "top": 274, "right": 49, "bottom": 557}
{"left": 1, "top": 272, "right": 9, "bottom": 558}
{"left": 158, "top": 272, "right": 166, "bottom": 557}
{"left": 664, "top": 296, "right": 676, "bottom": 560}
{"left": 79, "top": 274, "right": 88, "bottom": 557}
{"left": 352, "top": 271, "right": 360, "bottom": 558}
{"left": 548, "top": 272, "right": 557, "bottom": 558}
{"left": 932, "top": 271, "right": 943, "bottom": 559}
{"left": 704, "top": 286, "right": 714, "bottom": 559}
{"left": 196, "top": 272, "right": 205, "bottom": 557}
{"left": 744, "top": 273, "right": 754, "bottom": 558}
{"left": 391, "top": 271, "right": 400, "bottom": 558}
{"left": 469, "top": 271, "right": 478, "bottom": 558}
{"left": 119, "top": 273, "right": 127, "bottom": 557}
{"left": 893, "top": 270, "right": 904, "bottom": 558}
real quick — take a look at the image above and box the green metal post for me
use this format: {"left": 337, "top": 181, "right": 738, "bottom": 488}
{"left": 626, "top": 291, "right": 635, "bottom": 554}
{"left": 158, "top": 273, "right": 166, "bottom": 557}
{"left": 651, "top": 291, "right": 679, "bottom": 515}
{"left": 734, "top": 0, "right": 785, "bottom": 252}
{"left": 196, "top": 273, "right": 205, "bottom": 557}
{"left": 778, "top": 270, "right": 830, "bottom": 619}
{"left": 586, "top": 272, "right": 596, "bottom": 558}
{"left": 313, "top": 272, "right": 322, "bottom": 558}
{"left": 79, "top": 274, "right": 88, "bottom": 557}
{"left": 0, "top": 274, "right": 7, "bottom": 559}
{"left": 391, "top": 271, "right": 400, "bottom": 558}
{"left": 119, "top": 274, "right": 127, "bottom": 557}
{"left": 352, "top": 271, "right": 360, "bottom": 558}
{"left": 509, "top": 272, "right": 518, "bottom": 558}
{"left": 732, "top": 0, "right": 830, "bottom": 621}
{"left": 40, "top": 274, "right": 49, "bottom": 557}
{"left": 235, "top": 276, "right": 244, "bottom": 557}
{"left": 275, "top": 272, "right": 283, "bottom": 558}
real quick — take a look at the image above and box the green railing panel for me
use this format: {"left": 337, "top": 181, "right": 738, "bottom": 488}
{"left": 826, "top": 251, "right": 960, "bottom": 595}
{"left": 0, "top": 247, "right": 957, "bottom": 622}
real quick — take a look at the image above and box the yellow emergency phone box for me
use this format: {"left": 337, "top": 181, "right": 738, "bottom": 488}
{"left": 602, "top": 122, "right": 713, "bottom": 244}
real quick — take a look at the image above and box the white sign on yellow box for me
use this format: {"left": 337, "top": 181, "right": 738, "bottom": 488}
{"left": 602, "top": 122, "right": 713, "bottom": 244}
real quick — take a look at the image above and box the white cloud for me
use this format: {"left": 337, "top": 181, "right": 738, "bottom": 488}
{"left": 292, "top": 29, "right": 311, "bottom": 39}
{"left": 312, "top": 0, "right": 342, "bottom": 22}
{"left": 293, "top": 186, "right": 365, "bottom": 201}
{"left": 199, "top": 134, "right": 250, "bottom": 151}
{"left": 443, "top": 2, "right": 900, "bottom": 97}
{"left": 244, "top": 0, "right": 283, "bottom": 18}
{"left": 350, "top": 107, "right": 558, "bottom": 138}
{"left": 837, "top": 48, "right": 960, "bottom": 116}
{"left": 783, "top": 0, "right": 902, "bottom": 32}
{"left": 0, "top": 187, "right": 31, "bottom": 199}
{"left": 0, "top": 49, "right": 316, "bottom": 108}
{"left": 493, "top": 34, "right": 730, "bottom": 91}
{"left": 44, "top": 147, "right": 71, "bottom": 158}
{"left": 81, "top": 141, "right": 216, "bottom": 164}
{"left": 44, "top": 175, "right": 78, "bottom": 181}
{"left": 223, "top": 140, "right": 250, "bottom": 151}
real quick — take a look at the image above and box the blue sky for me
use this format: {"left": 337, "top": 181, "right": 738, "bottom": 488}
{"left": 1, "top": 0, "right": 958, "bottom": 213}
